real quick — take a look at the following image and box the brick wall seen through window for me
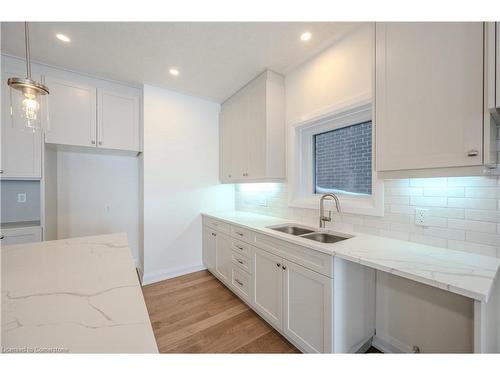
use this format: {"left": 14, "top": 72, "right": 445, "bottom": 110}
{"left": 314, "top": 121, "right": 372, "bottom": 195}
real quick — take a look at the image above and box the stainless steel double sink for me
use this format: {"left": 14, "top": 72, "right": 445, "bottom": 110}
{"left": 267, "top": 224, "right": 351, "bottom": 244}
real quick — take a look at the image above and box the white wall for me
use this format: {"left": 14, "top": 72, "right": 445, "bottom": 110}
{"left": 142, "top": 85, "right": 234, "bottom": 284}
{"left": 56, "top": 150, "right": 140, "bottom": 263}
{"left": 234, "top": 23, "right": 488, "bottom": 353}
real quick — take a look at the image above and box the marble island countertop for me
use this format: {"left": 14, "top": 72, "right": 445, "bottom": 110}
{"left": 203, "top": 211, "right": 500, "bottom": 303}
{"left": 1, "top": 233, "right": 158, "bottom": 353}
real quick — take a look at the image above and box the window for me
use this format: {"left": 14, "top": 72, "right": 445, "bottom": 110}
{"left": 314, "top": 121, "right": 372, "bottom": 196}
{"left": 289, "top": 102, "right": 383, "bottom": 216}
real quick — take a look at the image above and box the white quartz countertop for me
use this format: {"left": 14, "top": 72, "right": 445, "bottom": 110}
{"left": 1, "top": 233, "right": 158, "bottom": 353}
{"left": 203, "top": 211, "right": 500, "bottom": 303}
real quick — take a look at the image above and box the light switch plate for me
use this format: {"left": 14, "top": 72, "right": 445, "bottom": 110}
{"left": 415, "top": 208, "right": 428, "bottom": 226}
{"left": 17, "top": 193, "right": 27, "bottom": 203}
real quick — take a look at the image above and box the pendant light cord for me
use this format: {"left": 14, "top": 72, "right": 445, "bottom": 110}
{"left": 24, "top": 22, "right": 31, "bottom": 79}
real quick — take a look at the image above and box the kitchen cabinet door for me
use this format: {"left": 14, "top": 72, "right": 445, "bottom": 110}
{"left": 283, "top": 260, "right": 333, "bottom": 353}
{"left": 0, "top": 226, "right": 42, "bottom": 246}
{"left": 97, "top": 87, "right": 140, "bottom": 151}
{"left": 1, "top": 67, "right": 42, "bottom": 179}
{"left": 44, "top": 76, "right": 97, "bottom": 148}
{"left": 375, "top": 22, "right": 484, "bottom": 171}
{"left": 253, "top": 247, "right": 283, "bottom": 329}
{"left": 215, "top": 232, "right": 232, "bottom": 283}
{"left": 203, "top": 226, "right": 217, "bottom": 272}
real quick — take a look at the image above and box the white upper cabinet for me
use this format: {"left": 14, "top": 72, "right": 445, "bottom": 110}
{"left": 375, "top": 22, "right": 487, "bottom": 172}
{"left": 44, "top": 76, "right": 97, "bottom": 147}
{"left": 219, "top": 70, "right": 285, "bottom": 183}
{"left": 97, "top": 86, "right": 140, "bottom": 151}
{"left": 1, "top": 62, "right": 42, "bottom": 179}
{"left": 41, "top": 67, "right": 141, "bottom": 152}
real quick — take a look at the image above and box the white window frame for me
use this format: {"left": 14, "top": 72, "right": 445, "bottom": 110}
{"left": 288, "top": 101, "right": 384, "bottom": 216}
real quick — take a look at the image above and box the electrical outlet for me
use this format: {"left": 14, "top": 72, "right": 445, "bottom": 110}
{"left": 415, "top": 208, "right": 428, "bottom": 226}
{"left": 17, "top": 193, "right": 27, "bottom": 203}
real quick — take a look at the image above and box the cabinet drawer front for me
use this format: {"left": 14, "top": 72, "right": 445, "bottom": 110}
{"left": 231, "top": 267, "right": 252, "bottom": 302}
{"left": 231, "top": 225, "right": 254, "bottom": 243}
{"left": 254, "top": 233, "right": 333, "bottom": 278}
{"left": 232, "top": 251, "right": 252, "bottom": 274}
{"left": 204, "top": 218, "right": 230, "bottom": 234}
{"left": 231, "top": 239, "right": 250, "bottom": 256}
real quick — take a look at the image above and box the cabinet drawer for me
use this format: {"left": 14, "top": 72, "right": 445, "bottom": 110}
{"left": 254, "top": 233, "right": 333, "bottom": 278}
{"left": 204, "top": 218, "right": 230, "bottom": 234}
{"left": 231, "top": 225, "right": 254, "bottom": 243}
{"left": 232, "top": 251, "right": 252, "bottom": 274}
{"left": 231, "top": 238, "right": 251, "bottom": 256}
{"left": 231, "top": 267, "right": 252, "bottom": 302}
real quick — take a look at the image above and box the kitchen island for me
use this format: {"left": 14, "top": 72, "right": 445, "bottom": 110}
{"left": 1, "top": 233, "right": 157, "bottom": 353}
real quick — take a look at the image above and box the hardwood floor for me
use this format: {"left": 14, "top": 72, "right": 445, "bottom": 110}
{"left": 142, "top": 270, "right": 300, "bottom": 353}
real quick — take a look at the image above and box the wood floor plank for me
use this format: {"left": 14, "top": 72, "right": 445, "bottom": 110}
{"left": 143, "top": 270, "right": 299, "bottom": 353}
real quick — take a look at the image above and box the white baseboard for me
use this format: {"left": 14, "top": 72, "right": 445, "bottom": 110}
{"left": 142, "top": 264, "right": 206, "bottom": 285}
{"left": 372, "top": 333, "right": 413, "bottom": 353}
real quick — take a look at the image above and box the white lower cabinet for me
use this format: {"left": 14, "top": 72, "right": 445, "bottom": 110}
{"left": 283, "top": 260, "right": 333, "bottom": 353}
{"left": 202, "top": 226, "right": 216, "bottom": 272}
{"left": 202, "top": 219, "right": 374, "bottom": 353}
{"left": 253, "top": 247, "right": 284, "bottom": 329}
{"left": 0, "top": 226, "right": 42, "bottom": 246}
{"left": 214, "top": 232, "right": 232, "bottom": 283}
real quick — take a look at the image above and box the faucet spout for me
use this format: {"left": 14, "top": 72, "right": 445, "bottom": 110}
{"left": 319, "top": 193, "right": 342, "bottom": 229}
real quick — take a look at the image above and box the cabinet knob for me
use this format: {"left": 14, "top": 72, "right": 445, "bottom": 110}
{"left": 282, "top": 265, "right": 287, "bottom": 270}
{"left": 91, "top": 140, "right": 96, "bottom": 145}
{"left": 243, "top": 172, "right": 248, "bottom": 177}
{"left": 211, "top": 232, "right": 216, "bottom": 237}
{"left": 0, "top": 235, "right": 4, "bottom": 240}
{"left": 98, "top": 141, "right": 102, "bottom": 146}
{"left": 0, "top": 169, "right": 4, "bottom": 174}
{"left": 467, "top": 150, "right": 479, "bottom": 157}
{"left": 276, "top": 263, "right": 281, "bottom": 268}
{"left": 228, "top": 174, "right": 232, "bottom": 178}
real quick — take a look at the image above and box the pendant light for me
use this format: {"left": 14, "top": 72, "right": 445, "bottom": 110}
{"left": 7, "top": 22, "right": 49, "bottom": 132}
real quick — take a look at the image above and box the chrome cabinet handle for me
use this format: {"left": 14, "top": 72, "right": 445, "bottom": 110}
{"left": 91, "top": 140, "right": 96, "bottom": 145}
{"left": 242, "top": 172, "right": 248, "bottom": 177}
{"left": 236, "top": 259, "right": 244, "bottom": 264}
{"left": 235, "top": 278, "right": 244, "bottom": 286}
{"left": 0, "top": 235, "right": 4, "bottom": 240}
{"left": 0, "top": 169, "right": 4, "bottom": 174}
{"left": 235, "top": 232, "right": 244, "bottom": 237}
{"left": 98, "top": 141, "right": 102, "bottom": 146}
{"left": 236, "top": 245, "right": 243, "bottom": 250}
{"left": 467, "top": 150, "right": 479, "bottom": 157}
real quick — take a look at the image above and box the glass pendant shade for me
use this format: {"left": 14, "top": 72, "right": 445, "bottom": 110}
{"left": 7, "top": 22, "right": 50, "bottom": 132}
{"left": 9, "top": 83, "right": 49, "bottom": 132}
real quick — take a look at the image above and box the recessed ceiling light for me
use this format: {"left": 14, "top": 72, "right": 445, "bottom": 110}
{"left": 300, "top": 32, "right": 312, "bottom": 42}
{"left": 169, "top": 68, "right": 180, "bottom": 76}
{"left": 56, "top": 33, "right": 71, "bottom": 43}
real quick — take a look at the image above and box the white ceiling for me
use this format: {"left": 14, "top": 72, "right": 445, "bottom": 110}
{"left": 1, "top": 22, "right": 357, "bottom": 102}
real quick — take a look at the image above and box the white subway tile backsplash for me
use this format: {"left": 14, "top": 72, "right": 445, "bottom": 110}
{"left": 465, "top": 187, "right": 500, "bottom": 198}
{"left": 448, "top": 198, "right": 497, "bottom": 210}
{"left": 447, "top": 240, "right": 497, "bottom": 257}
{"left": 427, "top": 207, "right": 465, "bottom": 219}
{"left": 423, "top": 227, "right": 465, "bottom": 241}
{"left": 423, "top": 187, "right": 464, "bottom": 197}
{"left": 448, "top": 219, "right": 497, "bottom": 234}
{"left": 464, "top": 209, "right": 500, "bottom": 223}
{"left": 465, "top": 231, "right": 500, "bottom": 247}
{"left": 447, "top": 176, "right": 497, "bottom": 187}
{"left": 410, "top": 178, "right": 447, "bottom": 187}
{"left": 236, "top": 177, "right": 500, "bottom": 259}
{"left": 410, "top": 196, "right": 447, "bottom": 207}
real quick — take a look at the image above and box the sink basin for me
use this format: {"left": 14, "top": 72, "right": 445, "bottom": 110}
{"left": 268, "top": 224, "right": 315, "bottom": 236}
{"left": 300, "top": 232, "right": 350, "bottom": 244}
